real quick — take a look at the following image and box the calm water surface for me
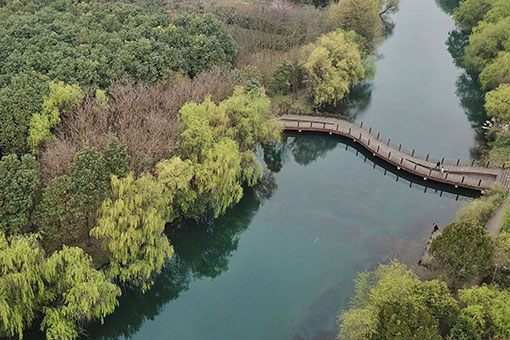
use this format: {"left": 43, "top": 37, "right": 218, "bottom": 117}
{"left": 81, "top": 0, "right": 481, "bottom": 339}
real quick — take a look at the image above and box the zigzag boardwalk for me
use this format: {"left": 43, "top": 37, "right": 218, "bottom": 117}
{"left": 282, "top": 114, "right": 510, "bottom": 193}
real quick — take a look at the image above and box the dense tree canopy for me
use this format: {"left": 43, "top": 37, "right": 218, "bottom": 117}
{"left": 90, "top": 173, "right": 174, "bottom": 292}
{"left": 326, "top": 0, "right": 383, "bottom": 50}
{"left": 338, "top": 261, "right": 457, "bottom": 340}
{"left": 452, "top": 285, "right": 510, "bottom": 340}
{"left": 485, "top": 84, "right": 510, "bottom": 124}
{"left": 0, "top": 232, "right": 45, "bottom": 339}
{"left": 0, "top": 232, "right": 120, "bottom": 340}
{"left": 300, "top": 31, "right": 366, "bottom": 105}
{"left": 177, "top": 86, "right": 281, "bottom": 218}
{"left": 0, "top": 0, "right": 237, "bottom": 157}
{"left": 36, "top": 139, "right": 130, "bottom": 251}
{"left": 430, "top": 222, "right": 495, "bottom": 285}
{"left": 41, "top": 246, "right": 121, "bottom": 340}
{"left": 0, "top": 154, "right": 40, "bottom": 236}
{"left": 453, "top": 0, "right": 494, "bottom": 31}
{"left": 463, "top": 18, "right": 510, "bottom": 73}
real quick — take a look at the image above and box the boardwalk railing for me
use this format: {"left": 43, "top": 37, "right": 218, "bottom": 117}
{"left": 281, "top": 114, "right": 510, "bottom": 192}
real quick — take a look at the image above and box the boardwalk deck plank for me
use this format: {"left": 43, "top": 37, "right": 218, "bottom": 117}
{"left": 282, "top": 114, "right": 509, "bottom": 192}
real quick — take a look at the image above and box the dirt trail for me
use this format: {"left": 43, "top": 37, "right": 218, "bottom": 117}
{"left": 485, "top": 196, "right": 509, "bottom": 238}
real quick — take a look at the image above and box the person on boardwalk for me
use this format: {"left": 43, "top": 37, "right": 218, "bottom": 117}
{"left": 440, "top": 167, "right": 445, "bottom": 176}
{"left": 435, "top": 161, "right": 440, "bottom": 170}
{"left": 433, "top": 223, "right": 439, "bottom": 232}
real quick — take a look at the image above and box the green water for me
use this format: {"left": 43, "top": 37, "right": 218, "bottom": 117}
{"left": 80, "top": 0, "right": 485, "bottom": 339}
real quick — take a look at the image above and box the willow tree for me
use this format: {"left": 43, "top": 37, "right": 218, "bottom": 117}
{"left": 155, "top": 157, "right": 196, "bottom": 221}
{"left": 41, "top": 246, "right": 121, "bottom": 340}
{"left": 90, "top": 173, "right": 174, "bottom": 292}
{"left": 0, "top": 232, "right": 45, "bottom": 339}
{"left": 326, "top": 0, "right": 383, "bottom": 50}
{"left": 177, "top": 88, "right": 281, "bottom": 218}
{"left": 300, "top": 31, "right": 365, "bottom": 105}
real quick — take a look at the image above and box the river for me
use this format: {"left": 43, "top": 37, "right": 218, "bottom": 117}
{"left": 77, "top": 0, "right": 482, "bottom": 339}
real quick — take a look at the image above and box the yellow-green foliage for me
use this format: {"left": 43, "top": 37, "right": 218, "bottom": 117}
{"left": 300, "top": 31, "right": 365, "bottom": 105}
{"left": 455, "top": 285, "right": 510, "bottom": 339}
{"left": 95, "top": 89, "right": 109, "bottom": 109}
{"left": 485, "top": 84, "right": 510, "bottom": 124}
{"left": 463, "top": 18, "right": 510, "bottom": 73}
{"left": 90, "top": 173, "right": 174, "bottom": 292}
{"left": 0, "top": 232, "right": 45, "bottom": 339}
{"left": 480, "top": 52, "right": 510, "bottom": 91}
{"left": 155, "top": 157, "right": 196, "bottom": 221}
{"left": 222, "top": 86, "right": 282, "bottom": 151}
{"left": 326, "top": 0, "right": 383, "bottom": 50}
{"left": 177, "top": 86, "right": 281, "bottom": 218}
{"left": 457, "top": 186, "right": 506, "bottom": 226}
{"left": 0, "top": 232, "right": 120, "bottom": 340}
{"left": 453, "top": 0, "right": 494, "bottom": 31}
{"left": 338, "top": 261, "right": 457, "bottom": 340}
{"left": 28, "top": 81, "right": 84, "bottom": 153}
{"left": 41, "top": 246, "right": 121, "bottom": 340}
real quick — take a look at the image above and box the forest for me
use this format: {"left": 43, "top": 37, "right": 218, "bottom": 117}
{"left": 0, "top": 0, "right": 394, "bottom": 339}
{"left": 2, "top": 0, "right": 509, "bottom": 339}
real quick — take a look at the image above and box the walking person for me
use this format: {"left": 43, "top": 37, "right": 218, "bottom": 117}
{"left": 440, "top": 167, "right": 445, "bottom": 176}
{"left": 433, "top": 223, "right": 439, "bottom": 232}
{"left": 435, "top": 161, "right": 440, "bottom": 170}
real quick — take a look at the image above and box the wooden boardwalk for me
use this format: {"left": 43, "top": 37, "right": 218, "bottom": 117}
{"left": 282, "top": 114, "right": 510, "bottom": 193}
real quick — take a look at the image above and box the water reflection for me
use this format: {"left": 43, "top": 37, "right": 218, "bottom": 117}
{"left": 445, "top": 25, "right": 488, "bottom": 158}
{"left": 87, "top": 177, "right": 277, "bottom": 340}
{"left": 434, "top": 0, "right": 460, "bottom": 15}
{"left": 446, "top": 29, "right": 469, "bottom": 68}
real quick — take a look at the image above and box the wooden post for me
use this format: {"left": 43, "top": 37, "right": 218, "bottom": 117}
{"left": 297, "top": 121, "right": 300, "bottom": 128}
{"left": 377, "top": 132, "right": 380, "bottom": 140}
{"left": 411, "top": 149, "right": 415, "bottom": 157}
{"left": 414, "top": 164, "right": 417, "bottom": 170}
{"left": 400, "top": 157, "right": 403, "bottom": 164}
{"left": 369, "top": 127, "right": 372, "bottom": 133}
{"left": 429, "top": 168, "right": 432, "bottom": 176}
{"left": 399, "top": 144, "right": 402, "bottom": 151}
{"left": 445, "top": 173, "right": 448, "bottom": 180}
{"left": 461, "top": 176, "right": 465, "bottom": 184}
{"left": 368, "top": 139, "right": 371, "bottom": 146}
{"left": 349, "top": 117, "right": 352, "bottom": 123}
{"left": 377, "top": 145, "right": 380, "bottom": 153}
{"left": 360, "top": 121, "right": 363, "bottom": 128}
{"left": 388, "top": 151, "right": 391, "bottom": 158}
{"left": 441, "top": 157, "right": 444, "bottom": 165}
{"left": 387, "top": 138, "right": 391, "bottom": 146}
{"left": 426, "top": 154, "right": 429, "bottom": 161}
{"left": 310, "top": 121, "right": 312, "bottom": 128}
{"left": 323, "top": 122, "right": 326, "bottom": 129}
{"left": 471, "top": 159, "right": 475, "bottom": 166}
{"left": 336, "top": 124, "right": 339, "bottom": 131}
{"left": 456, "top": 159, "right": 460, "bottom": 166}
{"left": 478, "top": 179, "right": 482, "bottom": 187}
{"left": 486, "top": 161, "right": 490, "bottom": 167}
{"left": 349, "top": 127, "right": 351, "bottom": 135}
{"left": 359, "top": 133, "right": 362, "bottom": 139}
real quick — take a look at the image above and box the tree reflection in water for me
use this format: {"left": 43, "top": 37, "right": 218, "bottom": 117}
{"left": 434, "top": 0, "right": 460, "bottom": 15}
{"left": 86, "top": 175, "right": 277, "bottom": 340}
